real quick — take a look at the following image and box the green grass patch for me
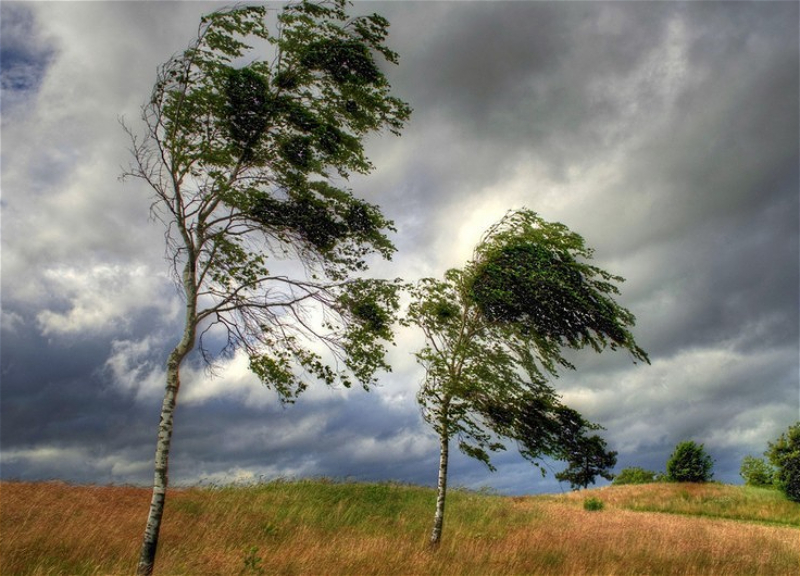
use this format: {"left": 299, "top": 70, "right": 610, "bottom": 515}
{"left": 614, "top": 484, "right": 800, "bottom": 527}
{"left": 583, "top": 496, "right": 604, "bottom": 511}
{"left": 191, "top": 478, "right": 533, "bottom": 540}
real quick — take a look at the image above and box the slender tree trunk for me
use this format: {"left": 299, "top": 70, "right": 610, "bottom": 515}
{"left": 429, "top": 427, "right": 450, "bottom": 548}
{"left": 137, "top": 263, "right": 197, "bottom": 576}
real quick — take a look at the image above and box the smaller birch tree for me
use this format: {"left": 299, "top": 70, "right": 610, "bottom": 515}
{"left": 406, "top": 209, "right": 647, "bottom": 548}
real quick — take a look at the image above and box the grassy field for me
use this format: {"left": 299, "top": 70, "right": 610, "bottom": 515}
{"left": 1, "top": 479, "right": 798, "bottom": 576}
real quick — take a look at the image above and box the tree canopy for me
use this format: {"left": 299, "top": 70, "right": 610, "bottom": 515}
{"left": 740, "top": 455, "right": 776, "bottom": 488}
{"left": 767, "top": 422, "right": 800, "bottom": 502}
{"left": 666, "top": 441, "right": 714, "bottom": 482}
{"left": 612, "top": 466, "right": 661, "bottom": 486}
{"left": 466, "top": 210, "right": 649, "bottom": 364}
{"left": 127, "top": 0, "right": 411, "bottom": 399}
{"left": 406, "top": 208, "right": 648, "bottom": 546}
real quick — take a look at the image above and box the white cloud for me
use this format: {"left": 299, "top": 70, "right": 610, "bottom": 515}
{"left": 0, "top": 445, "right": 152, "bottom": 482}
{"left": 0, "top": 445, "right": 86, "bottom": 466}
{"left": 704, "top": 406, "right": 791, "bottom": 451}
{"left": 36, "top": 263, "right": 177, "bottom": 336}
{"left": 0, "top": 309, "right": 24, "bottom": 335}
{"left": 346, "top": 427, "right": 436, "bottom": 465}
{"left": 560, "top": 343, "right": 798, "bottom": 455}
{"left": 181, "top": 350, "right": 267, "bottom": 407}
{"left": 183, "top": 462, "right": 321, "bottom": 487}
{"left": 105, "top": 335, "right": 168, "bottom": 402}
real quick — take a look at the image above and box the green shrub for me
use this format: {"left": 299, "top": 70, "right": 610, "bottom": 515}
{"left": 667, "top": 441, "right": 714, "bottom": 483}
{"left": 612, "top": 467, "right": 660, "bottom": 485}
{"left": 739, "top": 455, "right": 775, "bottom": 487}
{"left": 241, "top": 546, "right": 265, "bottom": 576}
{"left": 583, "top": 497, "right": 604, "bottom": 511}
{"left": 767, "top": 422, "right": 800, "bottom": 502}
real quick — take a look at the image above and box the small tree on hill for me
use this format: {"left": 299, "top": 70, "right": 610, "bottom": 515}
{"left": 666, "top": 441, "right": 714, "bottom": 482}
{"left": 612, "top": 466, "right": 660, "bottom": 485}
{"left": 766, "top": 422, "right": 800, "bottom": 502}
{"left": 123, "top": 2, "right": 410, "bottom": 574}
{"left": 740, "top": 455, "right": 775, "bottom": 488}
{"left": 554, "top": 426, "right": 617, "bottom": 490}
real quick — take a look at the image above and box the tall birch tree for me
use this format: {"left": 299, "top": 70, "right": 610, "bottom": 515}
{"left": 406, "top": 209, "right": 648, "bottom": 547}
{"left": 123, "top": 2, "right": 410, "bottom": 574}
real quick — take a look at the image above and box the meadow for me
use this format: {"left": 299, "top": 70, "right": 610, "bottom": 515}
{"left": 1, "top": 479, "right": 798, "bottom": 576}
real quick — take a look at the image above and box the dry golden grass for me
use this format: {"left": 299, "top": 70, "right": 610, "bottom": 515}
{"left": 1, "top": 480, "right": 798, "bottom": 576}
{"left": 503, "top": 497, "right": 798, "bottom": 576}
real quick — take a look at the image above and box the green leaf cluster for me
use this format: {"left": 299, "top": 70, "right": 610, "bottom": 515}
{"left": 406, "top": 209, "right": 646, "bottom": 478}
{"left": 129, "top": 1, "right": 411, "bottom": 402}
{"left": 612, "top": 466, "right": 661, "bottom": 485}
{"left": 554, "top": 429, "right": 617, "bottom": 490}
{"left": 336, "top": 278, "right": 403, "bottom": 389}
{"left": 666, "top": 441, "right": 714, "bottom": 483}
{"left": 583, "top": 496, "right": 605, "bottom": 511}
{"left": 766, "top": 422, "right": 800, "bottom": 502}
{"left": 150, "top": 1, "right": 409, "bottom": 272}
{"left": 406, "top": 270, "right": 519, "bottom": 469}
{"left": 739, "top": 455, "right": 776, "bottom": 488}
{"left": 224, "top": 67, "right": 271, "bottom": 160}
{"left": 490, "top": 397, "right": 617, "bottom": 489}
{"left": 247, "top": 181, "right": 395, "bottom": 280}
{"left": 467, "top": 210, "right": 648, "bottom": 365}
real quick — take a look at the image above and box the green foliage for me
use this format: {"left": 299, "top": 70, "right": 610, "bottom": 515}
{"left": 336, "top": 278, "right": 403, "bottom": 388}
{"left": 766, "top": 422, "right": 800, "bottom": 502}
{"left": 126, "top": 0, "right": 411, "bottom": 399}
{"left": 555, "top": 432, "right": 617, "bottom": 490}
{"left": 466, "top": 210, "right": 649, "bottom": 365}
{"left": 740, "top": 455, "right": 776, "bottom": 488}
{"left": 604, "top": 483, "right": 800, "bottom": 527}
{"left": 666, "top": 441, "right": 714, "bottom": 483}
{"left": 240, "top": 546, "right": 264, "bottom": 576}
{"left": 612, "top": 467, "right": 661, "bottom": 486}
{"left": 405, "top": 209, "right": 646, "bottom": 474}
{"left": 583, "top": 496, "right": 604, "bottom": 511}
{"left": 405, "top": 270, "right": 523, "bottom": 470}
{"left": 404, "top": 209, "right": 647, "bottom": 545}
{"left": 127, "top": 7, "right": 410, "bottom": 569}
{"left": 247, "top": 181, "right": 395, "bottom": 275}
{"left": 491, "top": 397, "right": 617, "bottom": 490}
{"left": 224, "top": 68, "right": 270, "bottom": 160}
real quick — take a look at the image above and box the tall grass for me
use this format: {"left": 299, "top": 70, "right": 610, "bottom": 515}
{"left": 1, "top": 479, "right": 798, "bottom": 576}
{"left": 553, "top": 482, "right": 800, "bottom": 526}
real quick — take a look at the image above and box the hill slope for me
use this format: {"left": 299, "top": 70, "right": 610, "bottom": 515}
{"left": 1, "top": 480, "right": 797, "bottom": 575}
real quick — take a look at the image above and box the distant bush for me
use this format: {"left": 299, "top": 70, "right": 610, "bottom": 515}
{"left": 767, "top": 422, "right": 800, "bottom": 502}
{"left": 612, "top": 467, "right": 660, "bottom": 486}
{"left": 739, "top": 455, "right": 775, "bottom": 488}
{"left": 583, "top": 496, "right": 604, "bottom": 511}
{"left": 667, "top": 441, "right": 714, "bottom": 483}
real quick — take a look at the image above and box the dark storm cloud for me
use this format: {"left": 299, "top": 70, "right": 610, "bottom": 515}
{"left": 0, "top": 307, "right": 177, "bottom": 482}
{"left": 374, "top": 1, "right": 681, "bottom": 187}
{"left": 132, "top": 383, "right": 441, "bottom": 487}
{"left": 1, "top": 1, "right": 797, "bottom": 494}
{"left": 0, "top": 3, "right": 54, "bottom": 106}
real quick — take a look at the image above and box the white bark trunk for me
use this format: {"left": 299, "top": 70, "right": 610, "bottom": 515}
{"left": 429, "top": 427, "right": 450, "bottom": 548}
{"left": 137, "top": 263, "right": 197, "bottom": 576}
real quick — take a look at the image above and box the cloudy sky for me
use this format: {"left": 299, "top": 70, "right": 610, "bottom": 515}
{"left": 1, "top": 0, "right": 798, "bottom": 495}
